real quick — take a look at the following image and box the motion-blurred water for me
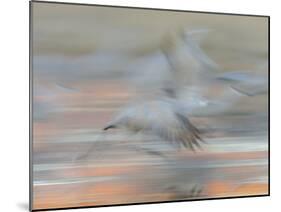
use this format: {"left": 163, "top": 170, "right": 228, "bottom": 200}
{"left": 31, "top": 2, "right": 268, "bottom": 210}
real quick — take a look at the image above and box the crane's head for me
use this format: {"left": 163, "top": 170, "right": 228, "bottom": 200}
{"left": 103, "top": 124, "right": 116, "bottom": 131}
{"left": 103, "top": 116, "right": 142, "bottom": 132}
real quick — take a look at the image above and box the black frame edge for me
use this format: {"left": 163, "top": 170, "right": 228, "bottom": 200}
{"left": 31, "top": 0, "right": 269, "bottom": 18}
{"left": 32, "top": 194, "right": 270, "bottom": 212}
{"left": 267, "top": 16, "right": 270, "bottom": 196}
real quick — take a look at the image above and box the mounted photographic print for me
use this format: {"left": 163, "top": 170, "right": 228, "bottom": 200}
{"left": 30, "top": 1, "right": 269, "bottom": 211}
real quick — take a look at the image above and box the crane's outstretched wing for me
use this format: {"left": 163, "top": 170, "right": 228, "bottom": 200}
{"left": 217, "top": 71, "right": 268, "bottom": 96}
{"left": 126, "top": 28, "right": 219, "bottom": 99}
{"left": 181, "top": 28, "right": 219, "bottom": 73}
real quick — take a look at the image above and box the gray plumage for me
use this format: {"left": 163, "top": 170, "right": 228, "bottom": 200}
{"left": 103, "top": 29, "right": 267, "bottom": 153}
{"left": 103, "top": 99, "right": 203, "bottom": 151}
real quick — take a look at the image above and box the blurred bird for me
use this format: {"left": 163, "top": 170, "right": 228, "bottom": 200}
{"left": 83, "top": 29, "right": 268, "bottom": 158}
{"left": 103, "top": 98, "right": 203, "bottom": 151}
{"left": 158, "top": 29, "right": 268, "bottom": 116}
{"left": 103, "top": 28, "right": 268, "bottom": 152}
{"left": 100, "top": 29, "right": 214, "bottom": 152}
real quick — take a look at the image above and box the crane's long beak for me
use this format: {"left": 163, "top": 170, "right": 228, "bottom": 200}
{"left": 103, "top": 125, "right": 116, "bottom": 131}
